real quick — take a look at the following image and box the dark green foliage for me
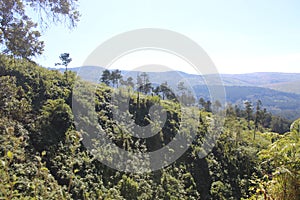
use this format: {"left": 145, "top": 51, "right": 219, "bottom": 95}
{"left": 0, "top": 55, "right": 299, "bottom": 199}
{"left": 270, "top": 115, "right": 291, "bottom": 134}
{"left": 0, "top": 0, "right": 80, "bottom": 59}
{"left": 0, "top": 55, "right": 75, "bottom": 109}
{"left": 111, "top": 69, "right": 122, "bottom": 88}
{"left": 33, "top": 99, "right": 73, "bottom": 150}
{"left": 137, "top": 72, "right": 152, "bottom": 94}
{"left": 244, "top": 101, "right": 253, "bottom": 128}
{"left": 120, "top": 76, "right": 135, "bottom": 89}
{"left": 100, "top": 69, "right": 112, "bottom": 86}
{"left": 100, "top": 69, "right": 123, "bottom": 88}
{"left": 55, "top": 53, "right": 72, "bottom": 81}
{"left": 0, "top": 75, "right": 31, "bottom": 121}
{"left": 198, "top": 98, "right": 213, "bottom": 112}
{"left": 193, "top": 85, "right": 300, "bottom": 120}
{"left": 0, "top": 113, "right": 71, "bottom": 199}
{"left": 64, "top": 66, "right": 300, "bottom": 120}
{"left": 157, "top": 82, "right": 176, "bottom": 100}
{"left": 255, "top": 120, "right": 300, "bottom": 199}
{"left": 56, "top": 53, "right": 72, "bottom": 69}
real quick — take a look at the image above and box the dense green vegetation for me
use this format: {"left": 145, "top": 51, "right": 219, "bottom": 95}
{"left": 59, "top": 67, "right": 300, "bottom": 121}
{"left": 0, "top": 55, "right": 299, "bottom": 199}
{"left": 1, "top": 1, "right": 298, "bottom": 199}
{"left": 193, "top": 85, "right": 300, "bottom": 121}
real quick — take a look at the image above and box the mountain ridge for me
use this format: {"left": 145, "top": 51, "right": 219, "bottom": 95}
{"left": 49, "top": 66, "right": 300, "bottom": 120}
{"left": 49, "top": 66, "right": 300, "bottom": 91}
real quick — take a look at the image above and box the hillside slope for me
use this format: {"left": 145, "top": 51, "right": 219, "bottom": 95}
{"left": 52, "top": 66, "right": 300, "bottom": 120}
{"left": 2, "top": 59, "right": 297, "bottom": 199}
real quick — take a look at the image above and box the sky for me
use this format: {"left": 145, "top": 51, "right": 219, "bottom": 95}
{"left": 34, "top": 0, "right": 300, "bottom": 74}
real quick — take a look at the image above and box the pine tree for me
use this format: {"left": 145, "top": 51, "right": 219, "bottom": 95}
{"left": 55, "top": 53, "right": 72, "bottom": 80}
{"left": 100, "top": 69, "right": 111, "bottom": 86}
{"left": 111, "top": 69, "right": 122, "bottom": 88}
{"left": 244, "top": 101, "right": 253, "bottom": 129}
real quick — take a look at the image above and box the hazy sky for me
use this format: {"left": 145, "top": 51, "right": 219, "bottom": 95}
{"left": 34, "top": 0, "right": 300, "bottom": 74}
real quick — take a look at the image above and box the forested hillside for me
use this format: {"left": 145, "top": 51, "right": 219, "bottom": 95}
{"left": 0, "top": 55, "right": 299, "bottom": 199}
{"left": 56, "top": 66, "right": 300, "bottom": 120}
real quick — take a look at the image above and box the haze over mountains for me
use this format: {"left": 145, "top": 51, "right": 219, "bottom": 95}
{"left": 50, "top": 66, "right": 300, "bottom": 120}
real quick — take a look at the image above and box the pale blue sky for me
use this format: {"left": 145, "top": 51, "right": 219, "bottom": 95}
{"left": 34, "top": 0, "right": 300, "bottom": 74}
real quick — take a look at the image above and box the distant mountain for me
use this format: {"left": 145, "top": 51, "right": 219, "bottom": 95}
{"left": 48, "top": 66, "right": 105, "bottom": 83}
{"left": 52, "top": 66, "right": 300, "bottom": 89}
{"left": 50, "top": 66, "right": 300, "bottom": 120}
{"left": 193, "top": 85, "right": 300, "bottom": 120}
{"left": 265, "top": 80, "right": 300, "bottom": 94}
{"left": 49, "top": 66, "right": 206, "bottom": 86}
{"left": 220, "top": 72, "right": 300, "bottom": 86}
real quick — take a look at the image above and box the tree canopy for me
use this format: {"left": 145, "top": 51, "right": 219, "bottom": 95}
{"left": 0, "top": 0, "right": 80, "bottom": 59}
{"left": 0, "top": 56, "right": 299, "bottom": 199}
